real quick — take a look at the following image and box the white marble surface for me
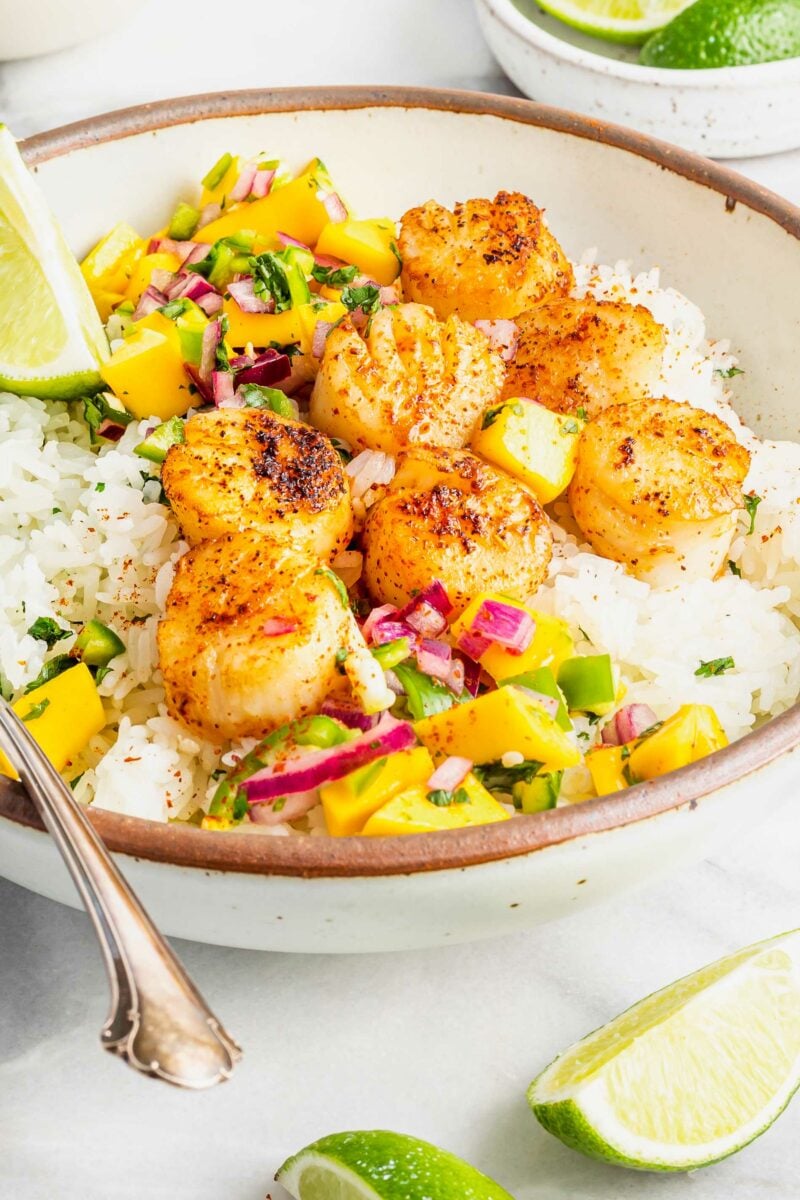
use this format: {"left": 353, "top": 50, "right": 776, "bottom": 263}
{"left": 1, "top": 2, "right": 800, "bottom": 1196}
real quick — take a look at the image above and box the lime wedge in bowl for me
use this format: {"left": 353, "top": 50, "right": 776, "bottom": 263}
{"left": 276, "top": 1130, "right": 514, "bottom": 1200}
{"left": 0, "top": 125, "right": 108, "bottom": 399}
{"left": 528, "top": 930, "right": 800, "bottom": 1171}
{"left": 641, "top": 0, "right": 800, "bottom": 67}
{"left": 531, "top": 0, "right": 695, "bottom": 43}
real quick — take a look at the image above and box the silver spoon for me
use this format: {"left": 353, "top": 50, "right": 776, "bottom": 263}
{"left": 0, "top": 698, "right": 241, "bottom": 1089}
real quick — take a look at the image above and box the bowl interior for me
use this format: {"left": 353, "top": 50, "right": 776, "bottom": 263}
{"left": 509, "top": 0, "right": 641, "bottom": 62}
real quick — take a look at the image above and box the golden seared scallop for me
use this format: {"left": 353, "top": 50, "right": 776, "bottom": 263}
{"left": 362, "top": 445, "right": 552, "bottom": 615}
{"left": 398, "top": 191, "right": 573, "bottom": 322}
{"left": 568, "top": 398, "right": 751, "bottom": 586}
{"left": 502, "top": 296, "right": 667, "bottom": 417}
{"left": 158, "top": 532, "right": 390, "bottom": 742}
{"left": 309, "top": 303, "right": 504, "bottom": 454}
{"left": 161, "top": 407, "right": 352, "bottom": 560}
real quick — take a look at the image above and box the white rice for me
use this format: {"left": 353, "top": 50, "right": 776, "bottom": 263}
{"left": 1, "top": 255, "right": 799, "bottom": 825}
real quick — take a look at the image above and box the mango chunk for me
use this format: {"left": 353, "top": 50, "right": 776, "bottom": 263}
{"left": 223, "top": 297, "right": 346, "bottom": 352}
{"left": 315, "top": 218, "right": 400, "bottom": 286}
{"left": 320, "top": 746, "right": 434, "bottom": 836}
{"left": 0, "top": 663, "right": 105, "bottom": 779}
{"left": 585, "top": 744, "right": 629, "bottom": 797}
{"left": 628, "top": 704, "right": 727, "bottom": 782}
{"left": 195, "top": 168, "right": 331, "bottom": 247}
{"left": 415, "top": 686, "right": 580, "bottom": 770}
{"left": 81, "top": 222, "right": 145, "bottom": 306}
{"left": 450, "top": 593, "right": 574, "bottom": 682}
{"left": 472, "top": 399, "right": 582, "bottom": 506}
{"left": 124, "top": 251, "right": 182, "bottom": 305}
{"left": 361, "top": 772, "right": 509, "bottom": 836}
{"left": 101, "top": 328, "right": 193, "bottom": 421}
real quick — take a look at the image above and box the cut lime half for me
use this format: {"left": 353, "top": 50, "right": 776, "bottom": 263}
{"left": 534, "top": 0, "right": 696, "bottom": 43}
{"left": 276, "top": 1131, "right": 514, "bottom": 1200}
{"left": 528, "top": 930, "right": 800, "bottom": 1171}
{"left": 0, "top": 125, "right": 108, "bottom": 399}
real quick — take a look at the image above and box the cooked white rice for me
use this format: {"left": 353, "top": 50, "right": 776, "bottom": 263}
{"left": 1, "top": 256, "right": 799, "bottom": 826}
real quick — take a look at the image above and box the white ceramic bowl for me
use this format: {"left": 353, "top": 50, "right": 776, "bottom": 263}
{"left": 476, "top": 0, "right": 800, "bottom": 158}
{"left": 0, "top": 0, "right": 132, "bottom": 60}
{"left": 2, "top": 88, "right": 800, "bottom": 953}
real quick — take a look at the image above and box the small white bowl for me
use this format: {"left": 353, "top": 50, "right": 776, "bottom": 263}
{"left": 476, "top": 0, "right": 800, "bottom": 158}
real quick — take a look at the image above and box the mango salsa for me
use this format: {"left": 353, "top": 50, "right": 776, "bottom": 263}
{"left": 472, "top": 399, "right": 582, "bottom": 506}
{"left": 124, "top": 251, "right": 182, "bottom": 305}
{"left": 0, "top": 663, "right": 105, "bottom": 779}
{"left": 81, "top": 222, "right": 145, "bottom": 318}
{"left": 415, "top": 686, "right": 580, "bottom": 771}
{"left": 315, "top": 218, "right": 400, "bottom": 286}
{"left": 101, "top": 327, "right": 193, "bottom": 421}
{"left": 195, "top": 167, "right": 331, "bottom": 247}
{"left": 223, "top": 297, "right": 346, "bottom": 351}
{"left": 628, "top": 704, "right": 728, "bottom": 782}
{"left": 361, "top": 772, "right": 509, "bottom": 836}
{"left": 451, "top": 593, "right": 574, "bottom": 683}
{"left": 320, "top": 746, "right": 434, "bottom": 836}
{"left": 585, "top": 744, "right": 629, "bottom": 797}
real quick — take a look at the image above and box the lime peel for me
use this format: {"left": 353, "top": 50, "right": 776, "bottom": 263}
{"left": 534, "top": 0, "right": 696, "bottom": 44}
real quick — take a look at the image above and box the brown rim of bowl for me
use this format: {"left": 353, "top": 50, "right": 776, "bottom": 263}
{"left": 3, "top": 84, "right": 800, "bottom": 880}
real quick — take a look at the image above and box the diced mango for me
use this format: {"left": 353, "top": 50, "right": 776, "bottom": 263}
{"left": 199, "top": 154, "right": 243, "bottom": 207}
{"left": 297, "top": 300, "right": 347, "bottom": 347}
{"left": 472, "top": 399, "right": 582, "bottom": 506}
{"left": 585, "top": 744, "right": 629, "bottom": 797}
{"left": 628, "top": 704, "right": 728, "bottom": 782}
{"left": 101, "top": 328, "right": 193, "bottom": 420}
{"left": 0, "top": 664, "right": 105, "bottom": 779}
{"left": 361, "top": 772, "right": 509, "bottom": 836}
{"left": 81, "top": 222, "right": 145, "bottom": 299}
{"left": 415, "top": 686, "right": 580, "bottom": 771}
{"left": 450, "top": 593, "right": 575, "bottom": 682}
{"left": 132, "top": 309, "right": 183, "bottom": 347}
{"left": 315, "top": 218, "right": 400, "bottom": 286}
{"left": 320, "top": 746, "right": 434, "bottom": 836}
{"left": 124, "top": 251, "right": 182, "bottom": 305}
{"left": 195, "top": 169, "right": 331, "bottom": 247}
{"left": 223, "top": 298, "right": 346, "bottom": 352}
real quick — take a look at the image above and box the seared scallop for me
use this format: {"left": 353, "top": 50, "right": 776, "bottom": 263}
{"left": 502, "top": 296, "right": 667, "bottom": 417}
{"left": 398, "top": 191, "right": 573, "bottom": 322}
{"left": 161, "top": 407, "right": 352, "bottom": 560}
{"left": 158, "top": 532, "right": 390, "bottom": 742}
{"left": 309, "top": 302, "right": 504, "bottom": 454}
{"left": 363, "top": 445, "right": 553, "bottom": 614}
{"left": 568, "top": 398, "right": 751, "bottom": 586}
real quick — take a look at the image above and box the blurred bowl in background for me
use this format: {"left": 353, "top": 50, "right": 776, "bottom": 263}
{"left": 0, "top": 0, "right": 132, "bottom": 60}
{"left": 475, "top": 0, "right": 800, "bottom": 158}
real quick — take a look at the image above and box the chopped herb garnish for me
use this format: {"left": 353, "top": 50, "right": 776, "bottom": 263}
{"left": 744, "top": 491, "right": 762, "bottom": 536}
{"left": 473, "top": 759, "right": 543, "bottom": 793}
{"left": 331, "top": 438, "right": 352, "bottom": 464}
{"left": 238, "top": 383, "right": 296, "bottom": 418}
{"left": 392, "top": 661, "right": 457, "bottom": 721}
{"left": 315, "top": 566, "right": 349, "bottom": 609}
{"left": 427, "top": 787, "right": 470, "bottom": 807}
{"left": 269, "top": 340, "right": 302, "bottom": 358}
{"left": 695, "top": 656, "right": 735, "bottom": 678}
{"left": 69, "top": 772, "right": 85, "bottom": 790}
{"left": 23, "top": 655, "right": 76, "bottom": 694}
{"left": 586, "top": 712, "right": 601, "bottom": 726}
{"left": 340, "top": 283, "right": 382, "bottom": 317}
{"left": 232, "top": 791, "right": 249, "bottom": 822}
{"left": 576, "top": 406, "right": 588, "bottom": 421}
{"left": 389, "top": 241, "right": 403, "bottom": 267}
{"left": 22, "top": 698, "right": 50, "bottom": 722}
{"left": 272, "top": 797, "right": 287, "bottom": 814}
{"left": 481, "top": 401, "right": 523, "bottom": 430}
{"left": 728, "top": 560, "right": 742, "bottom": 577}
{"left": 311, "top": 262, "right": 358, "bottom": 288}
{"left": 82, "top": 393, "right": 133, "bottom": 444}
{"left": 249, "top": 248, "right": 312, "bottom": 312}
{"left": 578, "top": 625, "right": 593, "bottom": 645}
{"left": 716, "top": 366, "right": 745, "bottom": 379}
{"left": 561, "top": 419, "right": 580, "bottom": 435}
{"left": 94, "top": 482, "right": 106, "bottom": 493}
{"left": 27, "top": 617, "right": 71, "bottom": 649}
{"left": 335, "top": 647, "right": 350, "bottom": 665}
{"left": 51, "top": 508, "right": 61, "bottom": 515}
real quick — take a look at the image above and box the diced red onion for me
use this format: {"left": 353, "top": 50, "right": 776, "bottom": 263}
{"left": 319, "top": 700, "right": 378, "bottom": 732}
{"left": 312, "top": 320, "right": 336, "bottom": 359}
{"left": 416, "top": 638, "right": 452, "bottom": 681}
{"left": 132, "top": 285, "right": 168, "bottom": 321}
{"left": 379, "top": 284, "right": 401, "bottom": 306}
{"left": 228, "top": 163, "right": 258, "bottom": 202}
{"left": 182, "top": 242, "right": 211, "bottom": 266}
{"left": 395, "top": 581, "right": 453, "bottom": 637}
{"left": 228, "top": 277, "right": 274, "bottom": 314}
{"left": 243, "top": 715, "right": 416, "bottom": 803}
{"left": 515, "top": 687, "right": 560, "bottom": 720}
{"left": 234, "top": 350, "right": 292, "bottom": 388}
{"left": 199, "top": 319, "right": 222, "bottom": 382}
{"left": 469, "top": 599, "right": 535, "bottom": 654}
{"left": 217, "top": 392, "right": 246, "bottom": 410}
{"left": 427, "top": 756, "right": 472, "bottom": 792}
{"left": 362, "top": 604, "right": 397, "bottom": 642}
{"left": 197, "top": 291, "right": 223, "bottom": 316}
{"left": 96, "top": 418, "right": 128, "bottom": 442}
{"left": 211, "top": 370, "right": 235, "bottom": 406}
{"left": 262, "top": 617, "right": 299, "bottom": 636}
{"left": 321, "top": 192, "right": 347, "bottom": 223}
{"left": 277, "top": 231, "right": 311, "bottom": 250}
{"left": 602, "top": 704, "right": 658, "bottom": 747}
{"left": 445, "top": 656, "right": 465, "bottom": 696}
{"left": 370, "top": 619, "right": 419, "bottom": 648}
{"left": 384, "top": 669, "right": 404, "bottom": 696}
{"left": 230, "top": 354, "right": 254, "bottom": 371}
{"left": 150, "top": 267, "right": 176, "bottom": 292}
{"left": 461, "top": 655, "right": 482, "bottom": 698}
{"left": 166, "top": 272, "right": 219, "bottom": 304}
{"left": 474, "top": 319, "right": 519, "bottom": 363}
{"left": 456, "top": 629, "right": 492, "bottom": 662}
{"left": 249, "top": 789, "right": 318, "bottom": 826}
{"left": 197, "top": 203, "right": 221, "bottom": 230}
{"left": 250, "top": 168, "right": 275, "bottom": 199}
{"left": 184, "top": 364, "right": 212, "bottom": 403}
{"left": 314, "top": 253, "right": 347, "bottom": 269}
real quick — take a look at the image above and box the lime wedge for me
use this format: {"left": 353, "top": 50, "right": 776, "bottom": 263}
{"left": 528, "top": 930, "right": 800, "bottom": 1171}
{"left": 276, "top": 1131, "right": 514, "bottom": 1200}
{"left": 640, "top": 0, "right": 800, "bottom": 67}
{"left": 534, "top": 0, "right": 695, "bottom": 43}
{"left": 0, "top": 125, "right": 108, "bottom": 399}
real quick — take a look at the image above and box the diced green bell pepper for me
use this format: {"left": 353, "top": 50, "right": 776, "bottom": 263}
{"left": 370, "top": 637, "right": 413, "bottom": 670}
{"left": 75, "top": 619, "right": 125, "bottom": 668}
{"left": 500, "top": 666, "right": 571, "bottom": 731}
{"left": 134, "top": 415, "right": 186, "bottom": 464}
{"left": 167, "top": 201, "right": 200, "bottom": 241}
{"left": 557, "top": 653, "right": 616, "bottom": 714}
{"left": 293, "top": 714, "right": 350, "bottom": 749}
{"left": 513, "top": 770, "right": 562, "bottom": 813}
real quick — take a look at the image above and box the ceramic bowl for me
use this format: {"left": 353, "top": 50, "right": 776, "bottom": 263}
{"left": 2, "top": 87, "right": 800, "bottom": 953}
{"left": 476, "top": 0, "right": 800, "bottom": 158}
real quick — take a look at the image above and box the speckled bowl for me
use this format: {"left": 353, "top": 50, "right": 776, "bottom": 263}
{"left": 1, "top": 87, "right": 800, "bottom": 953}
{"left": 476, "top": 0, "right": 800, "bottom": 158}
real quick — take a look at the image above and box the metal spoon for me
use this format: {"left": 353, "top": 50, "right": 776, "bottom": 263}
{"left": 0, "top": 699, "right": 241, "bottom": 1088}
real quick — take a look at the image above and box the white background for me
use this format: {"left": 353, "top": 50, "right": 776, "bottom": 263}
{"left": 1, "top": 2, "right": 799, "bottom": 1197}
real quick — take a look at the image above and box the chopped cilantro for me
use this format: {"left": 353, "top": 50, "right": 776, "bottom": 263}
{"left": 95, "top": 482, "right": 106, "bottom": 493}
{"left": 473, "top": 759, "right": 543, "bottom": 793}
{"left": 728, "top": 560, "right": 742, "bottom": 577}
{"left": 51, "top": 508, "right": 61, "bottom": 515}
{"left": 481, "top": 401, "right": 522, "bottom": 430}
{"left": 331, "top": 438, "right": 352, "bottom": 464}
{"left": 23, "top": 655, "right": 76, "bottom": 694}
{"left": 27, "top": 617, "right": 71, "bottom": 649}
{"left": 315, "top": 566, "right": 349, "bottom": 609}
{"left": 340, "top": 283, "right": 382, "bottom": 317}
{"left": 392, "top": 661, "right": 457, "bottom": 721}
{"left": 561, "top": 419, "right": 580, "bottom": 435}
{"left": 744, "top": 491, "right": 762, "bottom": 536}
{"left": 716, "top": 366, "right": 744, "bottom": 379}
{"left": 22, "top": 698, "right": 50, "bottom": 722}
{"left": 578, "top": 625, "right": 593, "bottom": 645}
{"left": 389, "top": 241, "right": 403, "bottom": 267}
{"left": 335, "top": 647, "right": 350, "bottom": 665}
{"left": 695, "top": 656, "right": 735, "bottom": 678}
{"left": 232, "top": 791, "right": 249, "bottom": 822}
{"left": 427, "top": 787, "right": 470, "bottom": 807}
{"left": 576, "top": 406, "right": 588, "bottom": 421}
{"left": 311, "top": 262, "right": 358, "bottom": 288}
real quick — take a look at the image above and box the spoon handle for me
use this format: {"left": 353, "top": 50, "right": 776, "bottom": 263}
{"left": 0, "top": 700, "right": 241, "bottom": 1088}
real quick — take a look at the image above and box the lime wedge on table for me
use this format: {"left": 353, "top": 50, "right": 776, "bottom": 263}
{"left": 528, "top": 930, "right": 800, "bottom": 1172}
{"left": 0, "top": 125, "right": 107, "bottom": 399}
{"left": 640, "top": 0, "right": 800, "bottom": 67}
{"left": 532, "top": 0, "right": 695, "bottom": 44}
{"left": 276, "top": 1130, "right": 514, "bottom": 1200}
